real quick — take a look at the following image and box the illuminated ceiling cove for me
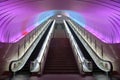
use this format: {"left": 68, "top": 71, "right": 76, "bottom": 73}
{"left": 0, "top": 0, "right": 120, "bottom": 43}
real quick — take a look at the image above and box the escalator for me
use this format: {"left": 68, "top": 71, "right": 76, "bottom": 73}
{"left": 13, "top": 21, "right": 53, "bottom": 75}
{"left": 66, "top": 21, "right": 102, "bottom": 73}
{"left": 43, "top": 23, "right": 79, "bottom": 74}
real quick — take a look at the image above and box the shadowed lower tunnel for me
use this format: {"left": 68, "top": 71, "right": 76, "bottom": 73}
{"left": 0, "top": 0, "right": 120, "bottom": 80}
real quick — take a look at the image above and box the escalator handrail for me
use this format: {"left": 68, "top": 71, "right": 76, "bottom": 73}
{"left": 30, "top": 20, "right": 56, "bottom": 73}
{"left": 63, "top": 20, "right": 92, "bottom": 72}
{"left": 9, "top": 20, "right": 52, "bottom": 72}
{"left": 67, "top": 19, "right": 113, "bottom": 72}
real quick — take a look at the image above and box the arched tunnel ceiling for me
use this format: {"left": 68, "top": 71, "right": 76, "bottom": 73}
{"left": 0, "top": 0, "right": 120, "bottom": 43}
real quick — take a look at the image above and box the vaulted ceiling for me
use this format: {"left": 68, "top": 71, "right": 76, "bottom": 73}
{"left": 0, "top": 0, "right": 120, "bottom": 43}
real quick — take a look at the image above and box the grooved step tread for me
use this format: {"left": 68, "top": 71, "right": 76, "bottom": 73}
{"left": 43, "top": 37, "right": 79, "bottom": 74}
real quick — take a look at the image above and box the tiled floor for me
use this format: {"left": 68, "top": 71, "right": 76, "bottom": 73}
{"left": 1, "top": 73, "right": 120, "bottom": 80}
{"left": 10, "top": 74, "right": 95, "bottom": 80}
{"left": 2, "top": 74, "right": 118, "bottom": 80}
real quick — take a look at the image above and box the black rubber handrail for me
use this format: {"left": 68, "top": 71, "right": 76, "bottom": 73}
{"left": 9, "top": 20, "right": 52, "bottom": 72}
{"left": 66, "top": 20, "right": 113, "bottom": 73}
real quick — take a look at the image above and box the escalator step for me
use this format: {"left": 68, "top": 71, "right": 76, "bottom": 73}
{"left": 43, "top": 37, "right": 79, "bottom": 74}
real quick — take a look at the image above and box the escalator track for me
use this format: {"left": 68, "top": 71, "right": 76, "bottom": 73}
{"left": 11, "top": 21, "right": 53, "bottom": 75}
{"left": 66, "top": 21, "right": 103, "bottom": 73}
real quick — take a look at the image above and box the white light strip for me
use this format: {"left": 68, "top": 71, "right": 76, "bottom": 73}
{"left": 63, "top": 20, "right": 91, "bottom": 72}
{"left": 37, "top": 20, "right": 56, "bottom": 62}
{"left": 63, "top": 20, "right": 85, "bottom": 61}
